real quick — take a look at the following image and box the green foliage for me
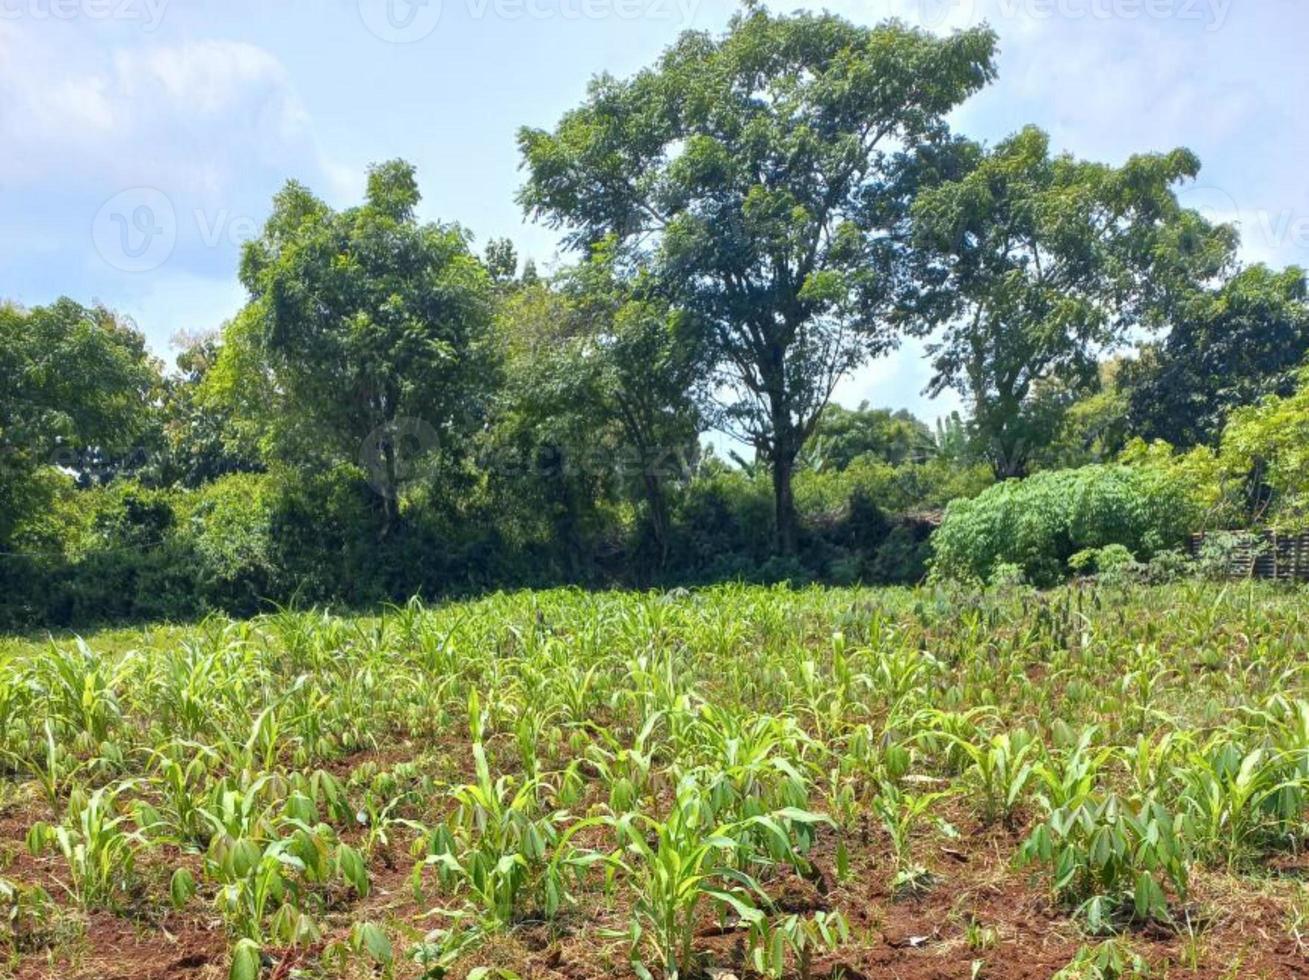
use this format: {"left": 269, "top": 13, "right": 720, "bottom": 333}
{"left": 519, "top": 8, "right": 997, "bottom": 551}
{"left": 1128, "top": 264, "right": 1309, "bottom": 448}
{"left": 907, "top": 126, "right": 1211, "bottom": 479}
{"left": 154, "top": 334, "right": 262, "bottom": 488}
{"left": 1052, "top": 940, "right": 1150, "bottom": 980}
{"left": 495, "top": 239, "right": 705, "bottom": 569}
{"left": 802, "top": 404, "right": 935, "bottom": 471}
{"left": 1068, "top": 545, "right": 1139, "bottom": 583}
{"left": 0, "top": 300, "right": 160, "bottom": 544}
{"left": 1217, "top": 366, "right": 1309, "bottom": 527}
{"left": 931, "top": 464, "right": 1200, "bottom": 585}
{"left": 227, "top": 160, "right": 497, "bottom": 531}
{"left": 1031, "top": 360, "right": 1134, "bottom": 471}
{"left": 4, "top": 35, "right": 1305, "bottom": 627}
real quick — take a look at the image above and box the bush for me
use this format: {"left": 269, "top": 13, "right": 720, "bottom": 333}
{"left": 0, "top": 443, "right": 984, "bottom": 627}
{"left": 931, "top": 465, "right": 1200, "bottom": 586}
{"left": 182, "top": 473, "right": 277, "bottom": 616}
{"left": 667, "top": 469, "right": 774, "bottom": 578}
{"left": 1216, "top": 367, "right": 1309, "bottom": 529}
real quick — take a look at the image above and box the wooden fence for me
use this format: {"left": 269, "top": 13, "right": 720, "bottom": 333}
{"left": 1190, "top": 531, "right": 1309, "bottom": 582}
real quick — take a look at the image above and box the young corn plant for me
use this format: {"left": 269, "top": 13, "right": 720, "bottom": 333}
{"left": 1176, "top": 740, "right": 1306, "bottom": 869}
{"left": 414, "top": 795, "right": 587, "bottom": 929}
{"left": 749, "top": 911, "right": 849, "bottom": 980}
{"left": 0, "top": 877, "right": 56, "bottom": 952}
{"left": 936, "top": 730, "right": 1038, "bottom": 828}
{"left": 603, "top": 777, "right": 828, "bottom": 980}
{"left": 26, "top": 783, "right": 142, "bottom": 911}
{"left": 136, "top": 745, "right": 221, "bottom": 848}
{"left": 209, "top": 816, "right": 355, "bottom": 955}
{"left": 414, "top": 691, "right": 599, "bottom": 927}
{"left": 1032, "top": 727, "right": 1117, "bottom": 813}
{"left": 871, "top": 784, "right": 947, "bottom": 897}
{"left": 584, "top": 711, "right": 663, "bottom": 814}
{"left": 32, "top": 638, "right": 125, "bottom": 747}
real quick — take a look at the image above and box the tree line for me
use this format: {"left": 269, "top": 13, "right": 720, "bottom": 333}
{"left": 3, "top": 7, "right": 1306, "bottom": 625}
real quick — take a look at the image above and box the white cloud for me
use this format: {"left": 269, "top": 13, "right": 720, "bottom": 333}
{"left": 0, "top": 21, "right": 337, "bottom": 204}
{"left": 0, "top": 19, "right": 352, "bottom": 354}
{"left": 124, "top": 40, "right": 287, "bottom": 111}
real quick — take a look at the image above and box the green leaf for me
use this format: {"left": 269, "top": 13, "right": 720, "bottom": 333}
{"left": 338, "top": 843, "right": 369, "bottom": 897}
{"left": 703, "top": 887, "right": 763, "bottom": 925}
{"left": 169, "top": 868, "right": 197, "bottom": 909}
{"left": 355, "top": 922, "right": 393, "bottom": 965}
{"left": 229, "top": 938, "right": 261, "bottom": 980}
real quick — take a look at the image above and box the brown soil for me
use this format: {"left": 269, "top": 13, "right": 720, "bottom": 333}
{"left": 5, "top": 782, "right": 1309, "bottom": 979}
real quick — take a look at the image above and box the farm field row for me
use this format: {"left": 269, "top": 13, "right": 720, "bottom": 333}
{"left": 2, "top": 583, "right": 1309, "bottom": 979}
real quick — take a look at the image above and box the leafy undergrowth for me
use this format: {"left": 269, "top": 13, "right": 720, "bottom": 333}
{"left": 3, "top": 582, "right": 1309, "bottom": 979}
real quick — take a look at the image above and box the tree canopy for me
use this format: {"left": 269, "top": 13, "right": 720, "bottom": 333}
{"left": 6, "top": 7, "right": 1309, "bottom": 627}
{"left": 519, "top": 8, "right": 998, "bottom": 551}
{"left": 906, "top": 125, "right": 1210, "bottom": 478}
{"left": 224, "top": 160, "right": 497, "bottom": 531}
{"left": 1126, "top": 264, "right": 1309, "bottom": 448}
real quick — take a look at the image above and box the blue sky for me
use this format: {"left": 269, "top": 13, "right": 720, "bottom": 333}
{"left": 3, "top": 0, "right": 1307, "bottom": 425}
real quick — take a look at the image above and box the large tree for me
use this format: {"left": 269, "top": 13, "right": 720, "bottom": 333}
{"left": 803, "top": 403, "right": 935, "bottom": 471}
{"left": 0, "top": 299, "right": 160, "bottom": 542}
{"left": 906, "top": 126, "right": 1213, "bottom": 479}
{"left": 518, "top": 8, "right": 997, "bottom": 553}
{"left": 1125, "top": 264, "right": 1309, "bottom": 448}
{"left": 494, "top": 242, "right": 703, "bottom": 569}
{"left": 230, "top": 160, "right": 496, "bottom": 533}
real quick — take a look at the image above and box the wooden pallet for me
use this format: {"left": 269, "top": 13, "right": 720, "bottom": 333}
{"left": 1190, "top": 531, "right": 1309, "bottom": 581}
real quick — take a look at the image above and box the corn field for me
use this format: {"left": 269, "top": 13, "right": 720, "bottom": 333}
{"left": 4, "top": 582, "right": 1309, "bottom": 979}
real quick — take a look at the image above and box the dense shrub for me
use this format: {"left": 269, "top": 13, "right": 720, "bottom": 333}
{"left": 667, "top": 470, "right": 774, "bottom": 578}
{"left": 1217, "top": 366, "right": 1309, "bottom": 528}
{"left": 0, "top": 448, "right": 987, "bottom": 627}
{"left": 795, "top": 455, "right": 992, "bottom": 516}
{"left": 931, "top": 464, "right": 1200, "bottom": 585}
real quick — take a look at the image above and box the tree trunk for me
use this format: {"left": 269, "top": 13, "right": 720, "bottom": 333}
{"left": 772, "top": 450, "right": 798, "bottom": 555}
{"left": 768, "top": 385, "right": 801, "bottom": 556}
{"left": 985, "top": 390, "right": 1029, "bottom": 480}
{"left": 989, "top": 429, "right": 1029, "bottom": 481}
{"left": 641, "top": 470, "right": 671, "bottom": 568}
{"left": 381, "top": 436, "right": 399, "bottom": 537}
{"left": 990, "top": 452, "right": 1028, "bottom": 481}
